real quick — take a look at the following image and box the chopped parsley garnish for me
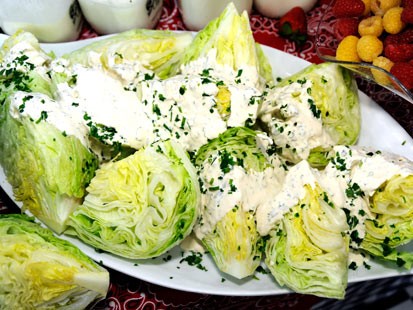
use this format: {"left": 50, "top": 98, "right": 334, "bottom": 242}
{"left": 219, "top": 150, "right": 236, "bottom": 174}
{"left": 144, "top": 73, "right": 155, "bottom": 81}
{"left": 349, "top": 261, "right": 358, "bottom": 270}
{"left": 322, "top": 192, "right": 334, "bottom": 208}
{"left": 228, "top": 179, "right": 237, "bottom": 193}
{"left": 331, "top": 152, "right": 347, "bottom": 171}
{"left": 179, "top": 85, "right": 186, "bottom": 95}
{"left": 35, "top": 111, "right": 48, "bottom": 123}
{"left": 179, "top": 251, "right": 207, "bottom": 271}
{"left": 343, "top": 208, "right": 359, "bottom": 230}
{"left": 308, "top": 98, "right": 321, "bottom": 119}
{"left": 345, "top": 183, "right": 365, "bottom": 198}
{"left": 68, "top": 74, "right": 77, "bottom": 86}
{"left": 152, "top": 104, "right": 161, "bottom": 115}
{"left": 114, "top": 52, "right": 123, "bottom": 59}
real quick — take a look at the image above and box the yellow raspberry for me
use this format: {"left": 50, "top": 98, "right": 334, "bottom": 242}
{"left": 358, "top": 16, "right": 383, "bottom": 37}
{"left": 371, "top": 56, "right": 394, "bottom": 85}
{"left": 357, "top": 35, "right": 383, "bottom": 62}
{"left": 362, "top": 0, "right": 371, "bottom": 16}
{"left": 371, "top": 0, "right": 402, "bottom": 16}
{"left": 383, "top": 7, "right": 405, "bottom": 34}
{"left": 336, "top": 36, "right": 361, "bottom": 62}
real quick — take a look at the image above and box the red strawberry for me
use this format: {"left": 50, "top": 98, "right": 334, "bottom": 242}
{"left": 384, "top": 28, "right": 413, "bottom": 46}
{"left": 278, "top": 7, "right": 308, "bottom": 46}
{"left": 332, "top": 0, "right": 365, "bottom": 18}
{"left": 390, "top": 62, "right": 413, "bottom": 90}
{"left": 334, "top": 18, "right": 359, "bottom": 41}
{"left": 319, "top": 0, "right": 333, "bottom": 5}
{"left": 384, "top": 43, "right": 413, "bottom": 62}
{"left": 401, "top": 1, "right": 413, "bottom": 24}
{"left": 402, "top": 0, "right": 413, "bottom": 8}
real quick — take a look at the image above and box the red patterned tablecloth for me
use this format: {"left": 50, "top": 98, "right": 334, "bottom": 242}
{"left": 1, "top": 1, "right": 413, "bottom": 309}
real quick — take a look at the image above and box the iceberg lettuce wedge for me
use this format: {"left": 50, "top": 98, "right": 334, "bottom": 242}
{"left": 325, "top": 146, "right": 413, "bottom": 268}
{"left": 67, "top": 140, "right": 200, "bottom": 259}
{"left": 162, "top": 3, "right": 272, "bottom": 129}
{"left": 0, "top": 214, "right": 109, "bottom": 310}
{"left": 258, "top": 161, "right": 349, "bottom": 299}
{"left": 62, "top": 29, "right": 193, "bottom": 79}
{"left": 194, "top": 127, "right": 284, "bottom": 279}
{"left": 0, "top": 31, "right": 99, "bottom": 234}
{"left": 0, "top": 91, "right": 98, "bottom": 234}
{"left": 361, "top": 174, "right": 413, "bottom": 268}
{"left": 265, "top": 185, "right": 349, "bottom": 299}
{"left": 176, "top": 3, "right": 273, "bottom": 88}
{"left": 0, "top": 30, "right": 53, "bottom": 104}
{"left": 258, "top": 63, "right": 360, "bottom": 167}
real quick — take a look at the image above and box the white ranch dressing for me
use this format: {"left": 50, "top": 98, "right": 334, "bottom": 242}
{"left": 256, "top": 160, "right": 321, "bottom": 236}
{"left": 180, "top": 48, "right": 263, "bottom": 128}
{"left": 49, "top": 49, "right": 263, "bottom": 152}
{"left": 8, "top": 91, "right": 89, "bottom": 147}
{"left": 2, "top": 40, "right": 50, "bottom": 68}
{"left": 55, "top": 64, "right": 155, "bottom": 150}
{"left": 323, "top": 145, "right": 413, "bottom": 244}
{"left": 330, "top": 145, "right": 413, "bottom": 195}
{"left": 348, "top": 250, "right": 371, "bottom": 269}
{"left": 194, "top": 158, "right": 284, "bottom": 240}
{"left": 8, "top": 55, "right": 248, "bottom": 154}
{"left": 0, "top": 38, "right": 51, "bottom": 85}
{"left": 139, "top": 74, "right": 227, "bottom": 151}
{"left": 180, "top": 233, "right": 206, "bottom": 253}
{"left": 259, "top": 80, "right": 334, "bottom": 162}
{"left": 180, "top": 48, "right": 262, "bottom": 89}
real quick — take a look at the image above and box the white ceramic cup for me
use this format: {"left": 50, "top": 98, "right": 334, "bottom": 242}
{"left": 0, "top": 0, "right": 83, "bottom": 42}
{"left": 253, "top": 0, "right": 318, "bottom": 18}
{"left": 179, "top": 0, "right": 253, "bottom": 31}
{"left": 78, "top": 0, "right": 163, "bottom": 35}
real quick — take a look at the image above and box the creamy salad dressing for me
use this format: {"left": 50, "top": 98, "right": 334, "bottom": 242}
{"left": 180, "top": 233, "right": 206, "bottom": 253}
{"left": 324, "top": 145, "right": 413, "bottom": 248}
{"left": 9, "top": 91, "right": 90, "bottom": 147}
{"left": 227, "top": 84, "right": 261, "bottom": 127}
{"left": 49, "top": 49, "right": 262, "bottom": 152}
{"left": 259, "top": 80, "right": 334, "bottom": 162}
{"left": 194, "top": 158, "right": 284, "bottom": 240}
{"left": 56, "top": 64, "right": 155, "bottom": 150}
{"left": 321, "top": 165, "right": 371, "bottom": 243}
{"left": 105, "top": 54, "right": 155, "bottom": 85}
{"left": 179, "top": 48, "right": 264, "bottom": 128}
{"left": 180, "top": 48, "right": 261, "bottom": 89}
{"left": 2, "top": 40, "right": 50, "bottom": 68}
{"left": 0, "top": 38, "right": 51, "bottom": 85}
{"left": 329, "top": 145, "right": 413, "bottom": 195}
{"left": 256, "top": 160, "right": 320, "bottom": 236}
{"left": 5, "top": 41, "right": 265, "bottom": 154}
{"left": 139, "top": 74, "right": 227, "bottom": 151}
{"left": 348, "top": 250, "right": 369, "bottom": 267}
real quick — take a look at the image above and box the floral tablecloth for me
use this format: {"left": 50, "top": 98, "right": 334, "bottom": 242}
{"left": 1, "top": 1, "right": 413, "bottom": 309}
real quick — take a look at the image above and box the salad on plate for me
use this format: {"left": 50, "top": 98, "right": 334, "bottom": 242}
{"left": 1, "top": 3, "right": 413, "bottom": 302}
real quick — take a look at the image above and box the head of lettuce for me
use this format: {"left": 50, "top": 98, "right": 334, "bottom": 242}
{"left": 0, "top": 214, "right": 109, "bottom": 310}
